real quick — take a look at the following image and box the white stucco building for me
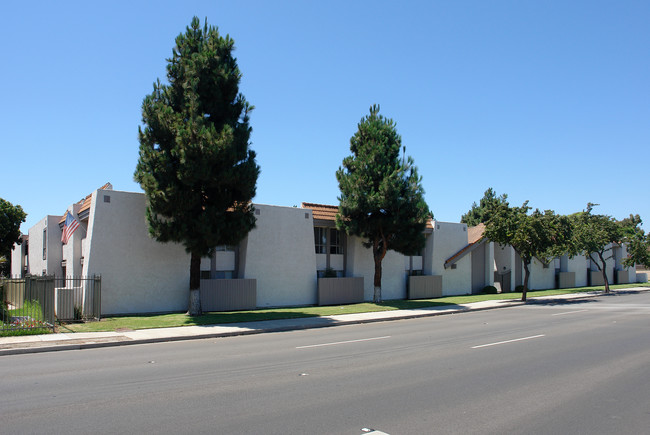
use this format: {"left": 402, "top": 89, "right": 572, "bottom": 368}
{"left": 11, "top": 184, "right": 641, "bottom": 315}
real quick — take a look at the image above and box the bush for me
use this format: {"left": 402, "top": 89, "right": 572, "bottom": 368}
{"left": 322, "top": 267, "right": 338, "bottom": 278}
{"left": 514, "top": 285, "right": 525, "bottom": 292}
{"left": 482, "top": 285, "right": 498, "bottom": 294}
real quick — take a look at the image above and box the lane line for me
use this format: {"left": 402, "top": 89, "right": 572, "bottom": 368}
{"left": 296, "top": 336, "right": 391, "bottom": 349}
{"left": 472, "top": 334, "right": 545, "bottom": 349}
{"left": 551, "top": 310, "right": 589, "bottom": 316}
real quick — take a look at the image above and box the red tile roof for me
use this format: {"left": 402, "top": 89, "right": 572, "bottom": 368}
{"left": 302, "top": 202, "right": 434, "bottom": 229}
{"left": 60, "top": 183, "right": 112, "bottom": 223}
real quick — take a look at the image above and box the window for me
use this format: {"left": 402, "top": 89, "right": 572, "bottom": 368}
{"left": 330, "top": 229, "right": 342, "bottom": 254}
{"left": 43, "top": 228, "right": 47, "bottom": 260}
{"left": 314, "top": 228, "right": 326, "bottom": 254}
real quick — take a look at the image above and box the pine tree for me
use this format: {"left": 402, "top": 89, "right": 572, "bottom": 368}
{"left": 134, "top": 17, "right": 259, "bottom": 315}
{"left": 336, "top": 105, "right": 430, "bottom": 302}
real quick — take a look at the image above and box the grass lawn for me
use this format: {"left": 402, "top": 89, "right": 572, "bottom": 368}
{"left": 58, "top": 283, "right": 648, "bottom": 334}
{"left": 1, "top": 300, "right": 53, "bottom": 337}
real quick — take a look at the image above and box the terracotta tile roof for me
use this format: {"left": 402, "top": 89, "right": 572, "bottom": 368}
{"left": 467, "top": 223, "right": 486, "bottom": 244}
{"left": 60, "top": 182, "right": 112, "bottom": 223}
{"left": 302, "top": 202, "right": 434, "bottom": 229}
{"left": 444, "top": 223, "right": 486, "bottom": 267}
{"left": 301, "top": 202, "right": 338, "bottom": 222}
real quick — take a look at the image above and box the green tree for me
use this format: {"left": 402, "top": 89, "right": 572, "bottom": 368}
{"left": 336, "top": 105, "right": 430, "bottom": 302}
{"left": 0, "top": 198, "right": 27, "bottom": 276}
{"left": 571, "top": 205, "right": 650, "bottom": 292}
{"left": 134, "top": 17, "right": 259, "bottom": 315}
{"left": 485, "top": 201, "right": 571, "bottom": 301}
{"left": 461, "top": 187, "right": 508, "bottom": 226}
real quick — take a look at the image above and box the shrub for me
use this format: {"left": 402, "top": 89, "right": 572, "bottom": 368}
{"left": 482, "top": 285, "right": 498, "bottom": 294}
{"left": 323, "top": 267, "right": 338, "bottom": 278}
{"left": 514, "top": 285, "right": 525, "bottom": 292}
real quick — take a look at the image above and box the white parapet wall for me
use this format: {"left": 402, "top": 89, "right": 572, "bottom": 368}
{"left": 82, "top": 189, "right": 190, "bottom": 315}
{"left": 239, "top": 204, "right": 318, "bottom": 307}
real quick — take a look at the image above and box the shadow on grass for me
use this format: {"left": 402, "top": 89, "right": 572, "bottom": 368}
{"left": 183, "top": 310, "right": 322, "bottom": 326}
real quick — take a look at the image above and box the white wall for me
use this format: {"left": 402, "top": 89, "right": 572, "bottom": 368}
{"left": 346, "top": 235, "right": 407, "bottom": 300}
{"left": 426, "top": 221, "right": 472, "bottom": 295}
{"left": 10, "top": 237, "right": 27, "bottom": 277}
{"left": 27, "top": 216, "right": 63, "bottom": 276}
{"left": 61, "top": 204, "right": 87, "bottom": 277}
{"left": 83, "top": 189, "right": 190, "bottom": 315}
{"left": 527, "top": 258, "right": 556, "bottom": 290}
{"left": 240, "top": 204, "right": 317, "bottom": 307}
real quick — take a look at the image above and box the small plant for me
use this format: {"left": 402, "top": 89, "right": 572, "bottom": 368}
{"left": 323, "top": 267, "right": 338, "bottom": 278}
{"left": 514, "top": 285, "right": 525, "bottom": 292}
{"left": 74, "top": 305, "right": 83, "bottom": 320}
{"left": 481, "top": 285, "right": 498, "bottom": 294}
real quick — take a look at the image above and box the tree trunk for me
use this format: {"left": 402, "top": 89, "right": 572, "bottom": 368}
{"left": 597, "top": 252, "right": 610, "bottom": 293}
{"left": 373, "top": 256, "right": 382, "bottom": 303}
{"left": 372, "top": 235, "right": 387, "bottom": 303}
{"left": 188, "top": 252, "right": 202, "bottom": 316}
{"left": 522, "top": 261, "right": 530, "bottom": 302}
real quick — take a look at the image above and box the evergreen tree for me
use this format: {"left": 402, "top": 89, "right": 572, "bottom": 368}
{"left": 336, "top": 105, "right": 430, "bottom": 302}
{"left": 461, "top": 187, "right": 508, "bottom": 226}
{"left": 0, "top": 198, "right": 27, "bottom": 276}
{"left": 134, "top": 17, "right": 259, "bottom": 315}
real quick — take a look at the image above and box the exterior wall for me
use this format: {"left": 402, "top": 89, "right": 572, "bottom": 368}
{"left": 427, "top": 221, "right": 472, "bottom": 296}
{"left": 527, "top": 258, "right": 556, "bottom": 290}
{"left": 239, "top": 204, "right": 317, "bottom": 307}
{"left": 61, "top": 204, "right": 87, "bottom": 277}
{"left": 10, "top": 237, "right": 27, "bottom": 277}
{"left": 346, "top": 235, "right": 407, "bottom": 301}
{"left": 28, "top": 215, "right": 63, "bottom": 276}
{"left": 494, "top": 243, "right": 515, "bottom": 291}
{"left": 83, "top": 189, "right": 190, "bottom": 315}
{"left": 563, "top": 255, "right": 588, "bottom": 287}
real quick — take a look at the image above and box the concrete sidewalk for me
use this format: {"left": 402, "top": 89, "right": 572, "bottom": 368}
{"left": 1, "top": 289, "right": 645, "bottom": 356}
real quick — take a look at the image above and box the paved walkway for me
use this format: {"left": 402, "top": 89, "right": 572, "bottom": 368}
{"left": 2, "top": 288, "right": 648, "bottom": 356}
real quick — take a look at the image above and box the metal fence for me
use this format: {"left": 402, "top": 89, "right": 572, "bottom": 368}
{"left": 1, "top": 275, "right": 101, "bottom": 333}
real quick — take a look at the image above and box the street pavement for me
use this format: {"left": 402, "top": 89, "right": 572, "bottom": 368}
{"left": 1, "top": 288, "right": 648, "bottom": 356}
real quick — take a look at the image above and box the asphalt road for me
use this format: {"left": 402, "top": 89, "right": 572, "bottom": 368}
{"left": 1, "top": 291, "right": 649, "bottom": 434}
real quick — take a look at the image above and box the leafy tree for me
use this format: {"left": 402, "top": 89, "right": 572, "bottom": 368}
{"left": 461, "top": 187, "right": 508, "bottom": 226}
{"left": 134, "top": 17, "right": 259, "bottom": 315}
{"left": 571, "top": 204, "right": 649, "bottom": 292}
{"left": 0, "top": 198, "right": 27, "bottom": 276}
{"left": 485, "top": 201, "right": 571, "bottom": 301}
{"left": 336, "top": 105, "right": 430, "bottom": 302}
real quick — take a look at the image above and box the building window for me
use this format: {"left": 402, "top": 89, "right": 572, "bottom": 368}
{"left": 43, "top": 228, "right": 47, "bottom": 260}
{"left": 314, "top": 228, "right": 326, "bottom": 254}
{"left": 214, "top": 245, "right": 235, "bottom": 252}
{"left": 330, "top": 229, "right": 343, "bottom": 254}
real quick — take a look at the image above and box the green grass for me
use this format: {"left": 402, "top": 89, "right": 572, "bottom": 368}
{"left": 1, "top": 300, "right": 53, "bottom": 337}
{"left": 59, "top": 283, "right": 648, "bottom": 334}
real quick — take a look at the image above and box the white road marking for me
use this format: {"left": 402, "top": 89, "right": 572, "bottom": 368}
{"left": 296, "top": 336, "right": 391, "bottom": 349}
{"left": 472, "top": 334, "right": 545, "bottom": 349}
{"left": 551, "top": 310, "right": 589, "bottom": 316}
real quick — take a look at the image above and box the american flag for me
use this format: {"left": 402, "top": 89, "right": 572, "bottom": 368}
{"left": 61, "top": 213, "right": 80, "bottom": 244}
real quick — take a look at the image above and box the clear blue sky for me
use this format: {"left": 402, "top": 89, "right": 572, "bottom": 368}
{"left": 2, "top": 0, "right": 648, "bottom": 233}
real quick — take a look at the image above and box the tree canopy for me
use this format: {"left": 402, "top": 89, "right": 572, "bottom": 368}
{"left": 0, "top": 198, "right": 27, "bottom": 276}
{"left": 461, "top": 187, "right": 508, "bottom": 226}
{"left": 570, "top": 204, "right": 649, "bottom": 292}
{"left": 484, "top": 200, "right": 571, "bottom": 301}
{"left": 336, "top": 105, "right": 430, "bottom": 302}
{"left": 134, "top": 17, "right": 259, "bottom": 315}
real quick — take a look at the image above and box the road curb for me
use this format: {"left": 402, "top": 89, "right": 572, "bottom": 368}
{"left": 1, "top": 288, "right": 646, "bottom": 356}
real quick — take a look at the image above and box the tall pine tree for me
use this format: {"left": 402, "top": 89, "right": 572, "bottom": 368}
{"left": 135, "top": 17, "right": 259, "bottom": 315}
{"left": 336, "top": 105, "right": 430, "bottom": 302}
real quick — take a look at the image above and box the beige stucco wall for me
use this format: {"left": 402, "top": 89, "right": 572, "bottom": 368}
{"left": 239, "top": 204, "right": 317, "bottom": 307}
{"left": 83, "top": 189, "right": 190, "bottom": 315}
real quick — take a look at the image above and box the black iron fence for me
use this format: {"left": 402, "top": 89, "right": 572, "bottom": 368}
{"left": 1, "top": 275, "right": 101, "bottom": 334}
